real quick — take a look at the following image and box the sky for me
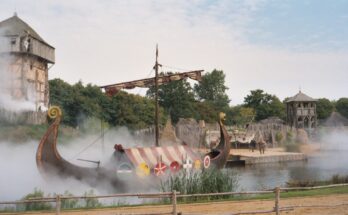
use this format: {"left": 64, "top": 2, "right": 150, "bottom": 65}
{"left": 0, "top": 0, "right": 347, "bottom": 105}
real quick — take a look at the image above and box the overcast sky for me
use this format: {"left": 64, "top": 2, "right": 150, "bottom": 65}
{"left": 0, "top": 0, "right": 347, "bottom": 105}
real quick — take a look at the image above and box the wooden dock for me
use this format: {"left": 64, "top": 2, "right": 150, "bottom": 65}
{"left": 227, "top": 148, "right": 307, "bottom": 165}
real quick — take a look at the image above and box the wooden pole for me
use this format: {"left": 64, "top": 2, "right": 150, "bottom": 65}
{"left": 154, "top": 45, "right": 159, "bottom": 147}
{"left": 275, "top": 187, "right": 280, "bottom": 215}
{"left": 101, "top": 119, "right": 105, "bottom": 155}
{"left": 172, "top": 190, "right": 177, "bottom": 215}
{"left": 55, "top": 195, "right": 61, "bottom": 215}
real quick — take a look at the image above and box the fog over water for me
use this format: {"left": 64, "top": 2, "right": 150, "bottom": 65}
{"left": 0, "top": 127, "right": 347, "bottom": 201}
{"left": 235, "top": 129, "right": 348, "bottom": 190}
{"left": 0, "top": 126, "right": 144, "bottom": 202}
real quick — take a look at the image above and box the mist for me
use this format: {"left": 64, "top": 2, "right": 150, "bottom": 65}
{"left": 0, "top": 124, "right": 157, "bottom": 202}
{"left": 0, "top": 29, "right": 37, "bottom": 113}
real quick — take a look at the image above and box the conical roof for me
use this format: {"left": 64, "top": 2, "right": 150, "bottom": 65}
{"left": 286, "top": 91, "right": 317, "bottom": 103}
{"left": 0, "top": 13, "right": 45, "bottom": 42}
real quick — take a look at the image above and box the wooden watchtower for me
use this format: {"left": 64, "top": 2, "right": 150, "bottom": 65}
{"left": 286, "top": 91, "right": 317, "bottom": 129}
{"left": 0, "top": 13, "right": 55, "bottom": 123}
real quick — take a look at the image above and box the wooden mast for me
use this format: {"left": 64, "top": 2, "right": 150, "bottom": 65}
{"left": 154, "top": 45, "right": 160, "bottom": 147}
{"left": 99, "top": 47, "right": 204, "bottom": 147}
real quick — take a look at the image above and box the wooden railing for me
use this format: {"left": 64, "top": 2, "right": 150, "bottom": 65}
{"left": 1, "top": 184, "right": 348, "bottom": 215}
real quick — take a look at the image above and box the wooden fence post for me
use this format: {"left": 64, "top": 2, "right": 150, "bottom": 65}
{"left": 55, "top": 195, "right": 61, "bottom": 215}
{"left": 275, "top": 187, "right": 280, "bottom": 215}
{"left": 172, "top": 190, "right": 177, "bottom": 215}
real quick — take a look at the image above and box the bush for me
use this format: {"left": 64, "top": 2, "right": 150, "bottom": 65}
{"left": 60, "top": 191, "right": 78, "bottom": 209}
{"left": 160, "top": 168, "right": 239, "bottom": 201}
{"left": 275, "top": 131, "right": 283, "bottom": 144}
{"left": 83, "top": 190, "right": 101, "bottom": 208}
{"left": 20, "top": 188, "right": 52, "bottom": 211}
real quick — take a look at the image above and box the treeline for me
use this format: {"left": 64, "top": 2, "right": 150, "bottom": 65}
{"left": 49, "top": 70, "right": 348, "bottom": 129}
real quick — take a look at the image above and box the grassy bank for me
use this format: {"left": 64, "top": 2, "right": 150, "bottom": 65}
{"left": 0, "top": 124, "right": 80, "bottom": 143}
{"left": 1, "top": 185, "right": 348, "bottom": 213}
{"left": 287, "top": 174, "right": 348, "bottom": 187}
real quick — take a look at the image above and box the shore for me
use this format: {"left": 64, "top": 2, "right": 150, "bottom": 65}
{"left": 10, "top": 193, "right": 348, "bottom": 215}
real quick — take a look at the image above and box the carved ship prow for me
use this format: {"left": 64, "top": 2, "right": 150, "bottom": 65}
{"left": 36, "top": 107, "right": 125, "bottom": 189}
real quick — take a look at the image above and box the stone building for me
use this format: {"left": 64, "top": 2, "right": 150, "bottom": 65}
{"left": 0, "top": 13, "right": 55, "bottom": 124}
{"left": 286, "top": 91, "right": 317, "bottom": 129}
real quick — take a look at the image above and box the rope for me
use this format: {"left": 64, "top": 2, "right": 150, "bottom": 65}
{"left": 161, "top": 64, "right": 191, "bottom": 73}
{"left": 69, "top": 127, "right": 111, "bottom": 160}
{"left": 135, "top": 67, "right": 155, "bottom": 95}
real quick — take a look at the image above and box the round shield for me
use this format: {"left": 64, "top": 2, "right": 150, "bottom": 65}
{"left": 194, "top": 160, "right": 201, "bottom": 170}
{"left": 170, "top": 161, "right": 180, "bottom": 173}
{"left": 117, "top": 163, "right": 133, "bottom": 174}
{"left": 136, "top": 162, "right": 150, "bottom": 177}
{"left": 154, "top": 162, "right": 167, "bottom": 176}
{"left": 203, "top": 155, "right": 211, "bottom": 169}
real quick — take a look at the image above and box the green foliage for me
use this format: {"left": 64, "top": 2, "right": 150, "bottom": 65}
{"left": 49, "top": 79, "right": 166, "bottom": 130}
{"left": 316, "top": 98, "right": 334, "bottom": 119}
{"left": 287, "top": 174, "right": 348, "bottom": 187}
{"left": 244, "top": 89, "right": 285, "bottom": 121}
{"left": 61, "top": 191, "right": 78, "bottom": 209}
{"left": 160, "top": 169, "right": 239, "bottom": 201}
{"left": 275, "top": 131, "right": 283, "bottom": 143}
{"left": 193, "top": 101, "right": 220, "bottom": 123}
{"left": 108, "top": 91, "right": 166, "bottom": 129}
{"left": 226, "top": 105, "right": 255, "bottom": 125}
{"left": 336, "top": 98, "right": 348, "bottom": 119}
{"left": 194, "top": 69, "right": 230, "bottom": 112}
{"left": 20, "top": 188, "right": 52, "bottom": 211}
{"left": 284, "top": 131, "right": 300, "bottom": 152}
{"left": 83, "top": 190, "right": 101, "bottom": 208}
{"left": 147, "top": 74, "right": 196, "bottom": 123}
{"left": 0, "top": 124, "right": 47, "bottom": 142}
{"left": 49, "top": 79, "right": 104, "bottom": 127}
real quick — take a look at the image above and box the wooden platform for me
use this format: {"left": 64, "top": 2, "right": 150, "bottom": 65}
{"left": 228, "top": 148, "right": 307, "bottom": 165}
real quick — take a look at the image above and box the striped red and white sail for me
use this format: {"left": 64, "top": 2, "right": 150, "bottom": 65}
{"left": 124, "top": 145, "right": 201, "bottom": 167}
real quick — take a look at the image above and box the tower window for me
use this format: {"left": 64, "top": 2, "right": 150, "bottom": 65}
{"left": 11, "top": 37, "right": 16, "bottom": 45}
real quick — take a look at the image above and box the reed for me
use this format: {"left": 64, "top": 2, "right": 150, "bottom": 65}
{"left": 160, "top": 168, "right": 239, "bottom": 202}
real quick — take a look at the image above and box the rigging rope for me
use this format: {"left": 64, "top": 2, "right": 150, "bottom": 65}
{"left": 161, "top": 64, "right": 191, "bottom": 73}
{"left": 135, "top": 67, "right": 155, "bottom": 95}
{"left": 69, "top": 127, "right": 111, "bottom": 161}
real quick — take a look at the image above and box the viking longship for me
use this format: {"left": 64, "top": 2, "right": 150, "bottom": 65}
{"left": 36, "top": 107, "right": 230, "bottom": 185}
{"left": 36, "top": 48, "right": 231, "bottom": 188}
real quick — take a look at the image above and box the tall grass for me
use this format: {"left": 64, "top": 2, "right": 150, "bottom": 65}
{"left": 160, "top": 168, "right": 239, "bottom": 202}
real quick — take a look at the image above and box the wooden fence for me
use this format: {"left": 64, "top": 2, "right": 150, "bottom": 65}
{"left": 1, "top": 184, "right": 348, "bottom": 215}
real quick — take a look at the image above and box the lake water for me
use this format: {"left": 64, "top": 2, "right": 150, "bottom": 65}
{"left": 233, "top": 150, "right": 348, "bottom": 191}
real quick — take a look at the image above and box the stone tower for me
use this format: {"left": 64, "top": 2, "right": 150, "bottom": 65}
{"left": 286, "top": 91, "right": 317, "bottom": 129}
{"left": 0, "top": 14, "right": 55, "bottom": 124}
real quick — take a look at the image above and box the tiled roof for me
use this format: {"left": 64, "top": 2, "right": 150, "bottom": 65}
{"left": 0, "top": 14, "right": 45, "bottom": 42}
{"left": 287, "top": 91, "right": 317, "bottom": 103}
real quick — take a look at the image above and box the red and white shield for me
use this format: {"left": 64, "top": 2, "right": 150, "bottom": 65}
{"left": 154, "top": 162, "right": 167, "bottom": 176}
{"left": 170, "top": 161, "right": 180, "bottom": 173}
{"left": 203, "top": 155, "right": 211, "bottom": 169}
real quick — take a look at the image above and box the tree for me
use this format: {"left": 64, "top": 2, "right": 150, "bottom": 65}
{"left": 49, "top": 79, "right": 166, "bottom": 129}
{"left": 226, "top": 105, "right": 255, "bottom": 125}
{"left": 244, "top": 89, "right": 285, "bottom": 121}
{"left": 336, "top": 98, "right": 348, "bottom": 119}
{"left": 108, "top": 91, "right": 166, "bottom": 129}
{"left": 316, "top": 98, "right": 334, "bottom": 119}
{"left": 147, "top": 74, "right": 196, "bottom": 123}
{"left": 194, "top": 69, "right": 230, "bottom": 112}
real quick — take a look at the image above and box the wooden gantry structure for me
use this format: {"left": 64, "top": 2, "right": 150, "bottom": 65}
{"left": 286, "top": 91, "right": 317, "bottom": 129}
{"left": 0, "top": 13, "right": 55, "bottom": 123}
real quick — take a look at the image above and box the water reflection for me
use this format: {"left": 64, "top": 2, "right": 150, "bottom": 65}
{"left": 234, "top": 150, "right": 348, "bottom": 191}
